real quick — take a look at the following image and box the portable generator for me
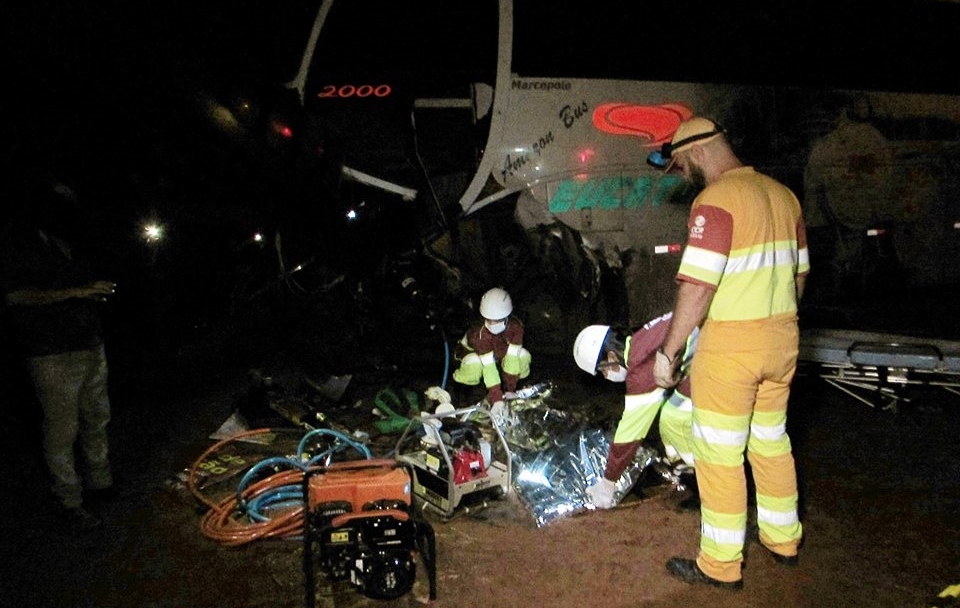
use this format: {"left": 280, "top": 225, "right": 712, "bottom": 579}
{"left": 396, "top": 405, "right": 512, "bottom": 518}
{"left": 303, "top": 459, "right": 437, "bottom": 606}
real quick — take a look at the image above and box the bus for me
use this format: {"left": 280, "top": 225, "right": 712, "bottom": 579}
{"left": 244, "top": 0, "right": 960, "bottom": 336}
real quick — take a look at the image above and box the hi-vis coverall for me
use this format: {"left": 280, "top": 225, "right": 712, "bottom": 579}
{"left": 605, "top": 312, "right": 698, "bottom": 481}
{"left": 452, "top": 317, "right": 531, "bottom": 403}
{"left": 676, "top": 166, "right": 809, "bottom": 583}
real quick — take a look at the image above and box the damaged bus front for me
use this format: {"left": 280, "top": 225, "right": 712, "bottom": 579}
{"left": 283, "top": 0, "right": 960, "bottom": 330}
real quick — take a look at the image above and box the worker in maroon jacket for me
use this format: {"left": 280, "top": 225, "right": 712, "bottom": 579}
{"left": 452, "top": 287, "right": 531, "bottom": 405}
{"left": 573, "top": 312, "right": 698, "bottom": 509}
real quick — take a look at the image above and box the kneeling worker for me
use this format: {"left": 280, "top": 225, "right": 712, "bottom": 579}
{"left": 573, "top": 312, "right": 698, "bottom": 508}
{"left": 452, "top": 287, "right": 532, "bottom": 405}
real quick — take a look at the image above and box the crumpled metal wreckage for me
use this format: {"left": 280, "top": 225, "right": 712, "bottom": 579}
{"left": 488, "top": 383, "right": 665, "bottom": 527}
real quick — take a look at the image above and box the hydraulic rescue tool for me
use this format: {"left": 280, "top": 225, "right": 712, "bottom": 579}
{"left": 396, "top": 404, "right": 511, "bottom": 518}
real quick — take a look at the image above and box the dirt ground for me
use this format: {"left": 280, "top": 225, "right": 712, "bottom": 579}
{"left": 2, "top": 333, "right": 960, "bottom": 608}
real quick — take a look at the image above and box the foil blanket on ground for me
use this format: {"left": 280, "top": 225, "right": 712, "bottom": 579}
{"left": 492, "top": 393, "right": 585, "bottom": 451}
{"left": 494, "top": 393, "right": 658, "bottom": 527}
{"left": 512, "top": 429, "right": 657, "bottom": 526}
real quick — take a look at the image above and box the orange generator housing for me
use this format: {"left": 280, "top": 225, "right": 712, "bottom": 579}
{"left": 306, "top": 458, "right": 412, "bottom": 512}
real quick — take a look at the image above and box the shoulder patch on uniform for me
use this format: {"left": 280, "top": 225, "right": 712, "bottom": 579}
{"left": 690, "top": 214, "right": 707, "bottom": 239}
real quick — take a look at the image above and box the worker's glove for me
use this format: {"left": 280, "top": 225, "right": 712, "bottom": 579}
{"left": 424, "top": 385, "right": 452, "bottom": 406}
{"left": 653, "top": 347, "right": 681, "bottom": 389}
{"left": 587, "top": 478, "right": 618, "bottom": 509}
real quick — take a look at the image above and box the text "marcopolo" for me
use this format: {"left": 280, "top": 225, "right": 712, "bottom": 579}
{"left": 511, "top": 80, "right": 572, "bottom": 91}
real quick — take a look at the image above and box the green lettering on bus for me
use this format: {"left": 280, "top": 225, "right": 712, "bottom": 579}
{"left": 549, "top": 174, "right": 686, "bottom": 213}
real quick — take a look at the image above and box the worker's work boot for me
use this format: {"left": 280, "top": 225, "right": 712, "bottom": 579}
{"left": 768, "top": 549, "right": 799, "bottom": 567}
{"left": 666, "top": 558, "right": 742, "bottom": 590}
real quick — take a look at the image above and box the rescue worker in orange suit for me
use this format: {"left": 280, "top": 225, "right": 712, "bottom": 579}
{"left": 452, "top": 287, "right": 531, "bottom": 406}
{"left": 653, "top": 117, "right": 808, "bottom": 590}
{"left": 573, "top": 312, "right": 697, "bottom": 509}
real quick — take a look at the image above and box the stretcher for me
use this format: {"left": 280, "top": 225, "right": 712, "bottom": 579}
{"left": 798, "top": 328, "right": 960, "bottom": 411}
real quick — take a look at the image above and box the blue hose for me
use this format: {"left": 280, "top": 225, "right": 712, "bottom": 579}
{"left": 441, "top": 332, "right": 450, "bottom": 390}
{"left": 235, "top": 456, "right": 308, "bottom": 514}
{"left": 297, "top": 428, "right": 372, "bottom": 460}
{"left": 236, "top": 429, "right": 373, "bottom": 522}
{"left": 246, "top": 486, "right": 305, "bottom": 522}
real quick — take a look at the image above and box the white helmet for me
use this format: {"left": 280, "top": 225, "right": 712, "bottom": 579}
{"left": 479, "top": 287, "right": 512, "bottom": 320}
{"left": 573, "top": 325, "right": 611, "bottom": 375}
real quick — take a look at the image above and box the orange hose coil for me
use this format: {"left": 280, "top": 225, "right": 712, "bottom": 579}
{"left": 187, "top": 428, "right": 312, "bottom": 546}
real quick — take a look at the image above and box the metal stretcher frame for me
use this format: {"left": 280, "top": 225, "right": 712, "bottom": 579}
{"left": 798, "top": 329, "right": 960, "bottom": 410}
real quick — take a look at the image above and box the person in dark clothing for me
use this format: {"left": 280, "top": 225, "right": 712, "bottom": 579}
{"left": 0, "top": 179, "right": 115, "bottom": 530}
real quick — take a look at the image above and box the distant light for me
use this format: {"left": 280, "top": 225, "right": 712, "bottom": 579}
{"left": 272, "top": 121, "right": 293, "bottom": 139}
{"left": 143, "top": 223, "right": 163, "bottom": 243}
{"left": 866, "top": 228, "right": 886, "bottom": 237}
{"left": 253, "top": 232, "right": 263, "bottom": 242}
{"left": 346, "top": 209, "right": 358, "bottom": 220}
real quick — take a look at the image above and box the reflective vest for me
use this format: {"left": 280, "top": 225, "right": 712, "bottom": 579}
{"left": 677, "top": 167, "right": 810, "bottom": 322}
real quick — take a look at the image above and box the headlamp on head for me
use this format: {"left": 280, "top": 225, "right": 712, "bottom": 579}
{"left": 647, "top": 118, "right": 725, "bottom": 170}
{"left": 646, "top": 148, "right": 671, "bottom": 169}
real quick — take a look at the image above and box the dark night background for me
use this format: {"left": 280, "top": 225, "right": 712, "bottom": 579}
{"left": 4, "top": 2, "right": 343, "bottom": 366}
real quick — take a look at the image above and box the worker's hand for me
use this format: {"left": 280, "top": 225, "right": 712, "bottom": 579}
{"left": 653, "top": 348, "right": 681, "bottom": 389}
{"left": 587, "top": 478, "right": 617, "bottom": 509}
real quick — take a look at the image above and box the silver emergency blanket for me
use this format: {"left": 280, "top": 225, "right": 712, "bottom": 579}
{"left": 490, "top": 384, "right": 660, "bottom": 527}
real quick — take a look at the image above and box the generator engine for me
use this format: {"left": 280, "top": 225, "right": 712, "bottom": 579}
{"left": 303, "top": 459, "right": 437, "bottom": 605}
